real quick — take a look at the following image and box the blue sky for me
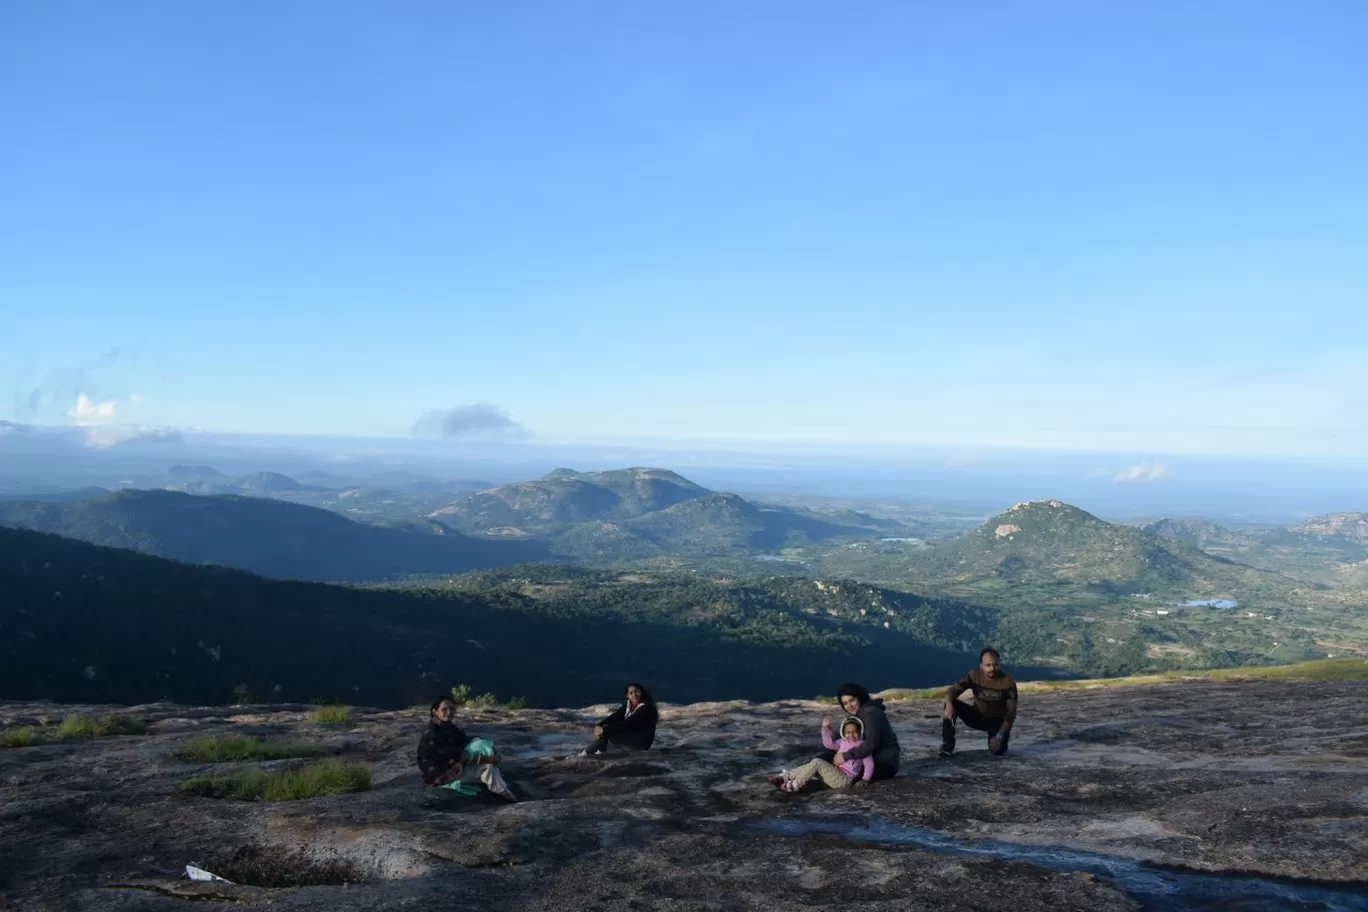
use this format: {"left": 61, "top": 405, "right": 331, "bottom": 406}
{"left": 3, "top": 1, "right": 1366, "bottom": 456}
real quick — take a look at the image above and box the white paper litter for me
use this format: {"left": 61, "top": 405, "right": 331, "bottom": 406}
{"left": 185, "top": 864, "right": 234, "bottom": 884}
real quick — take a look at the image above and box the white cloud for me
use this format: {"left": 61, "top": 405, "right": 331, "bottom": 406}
{"left": 1114, "top": 462, "right": 1174, "bottom": 483}
{"left": 66, "top": 392, "right": 117, "bottom": 425}
{"left": 83, "top": 425, "right": 182, "bottom": 448}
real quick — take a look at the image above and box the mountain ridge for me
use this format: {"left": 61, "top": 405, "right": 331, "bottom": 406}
{"left": 0, "top": 489, "right": 545, "bottom": 583}
{"left": 433, "top": 466, "right": 913, "bottom": 561}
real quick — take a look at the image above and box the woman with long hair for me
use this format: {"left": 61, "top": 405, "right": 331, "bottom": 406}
{"left": 580, "top": 682, "right": 659, "bottom": 756}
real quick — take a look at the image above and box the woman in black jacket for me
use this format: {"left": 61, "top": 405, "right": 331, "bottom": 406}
{"left": 828, "top": 682, "right": 901, "bottom": 781}
{"left": 580, "top": 682, "right": 659, "bottom": 756}
{"left": 416, "top": 696, "right": 517, "bottom": 800}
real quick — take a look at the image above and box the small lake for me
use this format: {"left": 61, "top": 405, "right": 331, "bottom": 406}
{"left": 1185, "top": 599, "right": 1239, "bottom": 609}
{"left": 879, "top": 537, "right": 919, "bottom": 542}
{"left": 752, "top": 555, "right": 803, "bottom": 563}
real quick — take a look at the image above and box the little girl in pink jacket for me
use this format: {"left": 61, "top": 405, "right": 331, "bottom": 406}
{"left": 769, "top": 715, "right": 874, "bottom": 792}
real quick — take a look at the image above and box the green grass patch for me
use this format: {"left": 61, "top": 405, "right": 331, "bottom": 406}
{"left": 1, "top": 727, "right": 36, "bottom": 748}
{"left": 311, "top": 705, "right": 354, "bottom": 724}
{"left": 176, "top": 736, "right": 326, "bottom": 763}
{"left": 182, "top": 761, "right": 371, "bottom": 801}
{"left": 879, "top": 658, "right": 1368, "bottom": 701}
{"left": 182, "top": 768, "right": 270, "bottom": 800}
{"left": 55, "top": 713, "right": 150, "bottom": 740}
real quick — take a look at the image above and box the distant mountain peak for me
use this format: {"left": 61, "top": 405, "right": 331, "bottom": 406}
{"left": 585, "top": 466, "right": 703, "bottom": 487}
{"left": 1008, "top": 499, "right": 1068, "bottom": 512}
{"left": 990, "top": 500, "right": 1101, "bottom": 528}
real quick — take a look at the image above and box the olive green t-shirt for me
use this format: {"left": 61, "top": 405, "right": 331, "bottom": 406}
{"left": 957, "top": 669, "right": 1018, "bottom": 719}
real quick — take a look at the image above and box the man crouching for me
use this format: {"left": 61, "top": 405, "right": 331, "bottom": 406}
{"left": 940, "top": 647, "right": 1017, "bottom": 757}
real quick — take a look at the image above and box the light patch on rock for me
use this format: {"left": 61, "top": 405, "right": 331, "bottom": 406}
{"left": 1009, "top": 499, "right": 1065, "bottom": 511}
{"left": 995, "top": 524, "right": 1023, "bottom": 538}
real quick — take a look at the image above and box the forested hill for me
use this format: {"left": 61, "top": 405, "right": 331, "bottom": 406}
{"left": 0, "top": 489, "right": 545, "bottom": 582}
{"left": 0, "top": 527, "right": 1008, "bottom": 709}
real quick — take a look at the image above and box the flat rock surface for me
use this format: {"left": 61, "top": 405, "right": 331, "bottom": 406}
{"left": 3, "top": 681, "right": 1368, "bottom": 910}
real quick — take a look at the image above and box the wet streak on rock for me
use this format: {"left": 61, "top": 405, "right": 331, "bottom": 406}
{"left": 743, "top": 816, "right": 1368, "bottom": 912}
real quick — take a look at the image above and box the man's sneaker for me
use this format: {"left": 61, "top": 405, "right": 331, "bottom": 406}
{"left": 781, "top": 780, "right": 801, "bottom": 793}
{"left": 938, "top": 745, "right": 954, "bottom": 758}
{"left": 577, "top": 749, "right": 604, "bottom": 757}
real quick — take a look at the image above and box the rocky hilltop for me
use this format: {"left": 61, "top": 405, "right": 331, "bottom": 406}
{"left": 3, "top": 677, "right": 1367, "bottom": 911}
{"left": 1292, "top": 513, "right": 1368, "bottom": 543}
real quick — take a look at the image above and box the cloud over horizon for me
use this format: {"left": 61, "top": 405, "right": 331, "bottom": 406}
{"left": 11, "top": 345, "right": 146, "bottom": 424}
{"left": 1114, "top": 462, "right": 1174, "bottom": 483}
{"left": 411, "top": 403, "right": 526, "bottom": 439}
{"left": 66, "top": 393, "right": 118, "bottom": 425}
{"left": 82, "top": 425, "right": 183, "bottom": 448}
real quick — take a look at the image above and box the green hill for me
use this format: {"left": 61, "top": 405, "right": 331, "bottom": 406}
{"left": 902, "top": 499, "right": 1294, "bottom": 600}
{"left": 0, "top": 489, "right": 546, "bottom": 583}
{"left": 433, "top": 467, "right": 710, "bottom": 530}
{"left": 0, "top": 527, "right": 1009, "bottom": 707}
{"left": 433, "top": 467, "right": 913, "bottom": 562}
{"left": 790, "top": 500, "right": 1368, "bottom": 677}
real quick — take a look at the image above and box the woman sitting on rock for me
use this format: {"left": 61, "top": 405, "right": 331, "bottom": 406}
{"left": 417, "top": 696, "right": 518, "bottom": 801}
{"left": 826, "top": 682, "right": 901, "bottom": 781}
{"left": 580, "top": 682, "right": 658, "bottom": 756}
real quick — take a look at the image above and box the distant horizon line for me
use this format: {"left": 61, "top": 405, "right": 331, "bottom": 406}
{"left": 5, "top": 418, "right": 1366, "bottom": 464}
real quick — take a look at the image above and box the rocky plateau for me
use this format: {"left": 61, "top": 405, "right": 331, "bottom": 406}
{"left": 2, "top": 680, "right": 1367, "bottom": 911}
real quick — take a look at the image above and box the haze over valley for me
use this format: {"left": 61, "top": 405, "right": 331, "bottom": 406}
{"left": 3, "top": 451, "right": 1367, "bottom": 708}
